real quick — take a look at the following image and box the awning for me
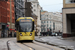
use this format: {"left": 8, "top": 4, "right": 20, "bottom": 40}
{"left": 9, "top": 29, "right": 15, "bottom": 31}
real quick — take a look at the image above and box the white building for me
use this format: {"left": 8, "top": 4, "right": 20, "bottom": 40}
{"left": 41, "top": 11, "right": 62, "bottom": 32}
{"left": 27, "top": 0, "right": 41, "bottom": 35}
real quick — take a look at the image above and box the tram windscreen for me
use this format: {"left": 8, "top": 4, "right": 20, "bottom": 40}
{"left": 19, "top": 19, "right": 32, "bottom": 32}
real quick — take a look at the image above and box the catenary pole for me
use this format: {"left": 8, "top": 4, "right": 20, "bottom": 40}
{"left": 10, "top": 0, "right": 12, "bottom": 35}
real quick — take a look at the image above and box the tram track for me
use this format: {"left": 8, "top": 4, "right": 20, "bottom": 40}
{"left": 33, "top": 42, "right": 54, "bottom": 50}
{"left": 7, "top": 40, "right": 10, "bottom": 50}
{"left": 7, "top": 39, "right": 53, "bottom": 50}
{"left": 7, "top": 40, "right": 34, "bottom": 50}
{"left": 22, "top": 41, "right": 54, "bottom": 50}
{"left": 7, "top": 39, "right": 64, "bottom": 50}
{"left": 7, "top": 40, "right": 23, "bottom": 50}
{"left": 22, "top": 43, "right": 35, "bottom": 50}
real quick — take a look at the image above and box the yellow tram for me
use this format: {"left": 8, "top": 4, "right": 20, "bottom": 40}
{"left": 16, "top": 17, "right": 35, "bottom": 42}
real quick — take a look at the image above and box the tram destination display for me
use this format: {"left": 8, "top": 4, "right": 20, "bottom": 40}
{"left": 20, "top": 19, "right": 31, "bottom": 22}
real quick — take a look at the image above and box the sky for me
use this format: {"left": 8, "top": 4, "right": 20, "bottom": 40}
{"left": 38, "top": 0, "right": 63, "bottom": 12}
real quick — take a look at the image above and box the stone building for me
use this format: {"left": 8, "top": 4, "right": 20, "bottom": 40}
{"left": 62, "top": 0, "right": 75, "bottom": 37}
{"left": 27, "top": 0, "right": 41, "bottom": 35}
{"left": 41, "top": 11, "right": 62, "bottom": 33}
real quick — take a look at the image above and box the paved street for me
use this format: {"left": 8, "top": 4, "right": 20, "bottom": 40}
{"left": 0, "top": 37, "right": 64, "bottom": 50}
{"left": 0, "top": 38, "right": 8, "bottom": 50}
{"left": 35, "top": 36, "right": 75, "bottom": 50}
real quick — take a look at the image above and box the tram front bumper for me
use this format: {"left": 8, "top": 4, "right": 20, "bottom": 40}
{"left": 19, "top": 36, "right": 34, "bottom": 40}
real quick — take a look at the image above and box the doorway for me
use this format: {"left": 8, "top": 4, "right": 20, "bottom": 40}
{"left": 2, "top": 25, "right": 6, "bottom": 37}
{"left": 67, "top": 14, "right": 75, "bottom": 37}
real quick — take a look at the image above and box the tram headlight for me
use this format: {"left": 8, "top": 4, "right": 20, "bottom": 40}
{"left": 20, "top": 33, "right": 23, "bottom": 36}
{"left": 30, "top": 33, "right": 32, "bottom": 36}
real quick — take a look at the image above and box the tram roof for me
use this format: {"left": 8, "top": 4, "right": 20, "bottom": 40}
{"left": 16, "top": 17, "right": 34, "bottom": 21}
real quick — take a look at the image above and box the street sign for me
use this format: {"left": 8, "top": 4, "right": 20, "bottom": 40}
{"left": 9, "top": 29, "right": 12, "bottom": 30}
{"left": 6, "top": 25, "right": 9, "bottom": 27}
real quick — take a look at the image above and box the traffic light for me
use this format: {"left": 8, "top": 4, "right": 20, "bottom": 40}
{"left": 25, "top": 2, "right": 32, "bottom": 17}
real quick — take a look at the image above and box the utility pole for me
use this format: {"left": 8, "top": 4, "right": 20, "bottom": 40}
{"left": 10, "top": 0, "right": 12, "bottom": 32}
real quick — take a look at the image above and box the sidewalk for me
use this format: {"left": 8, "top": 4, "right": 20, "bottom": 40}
{"left": 35, "top": 36, "right": 75, "bottom": 50}
{"left": 0, "top": 38, "right": 22, "bottom": 50}
{"left": 0, "top": 39, "right": 8, "bottom": 50}
{"left": 57, "top": 36, "right": 75, "bottom": 41}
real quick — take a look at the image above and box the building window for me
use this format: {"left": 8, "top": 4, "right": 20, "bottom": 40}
{"left": 44, "top": 21, "right": 45, "bottom": 23}
{"left": 47, "top": 24, "right": 48, "bottom": 27}
{"left": 41, "top": 21, "right": 43, "bottom": 23}
{"left": 65, "top": 0, "right": 75, "bottom": 4}
{"left": 44, "top": 18, "right": 45, "bottom": 20}
{"left": 50, "top": 25, "right": 51, "bottom": 27}
{"left": 34, "top": 5, "right": 35, "bottom": 7}
{"left": 47, "top": 21, "right": 48, "bottom": 23}
{"left": 49, "top": 18, "right": 51, "bottom": 19}
{"left": 70, "top": 0, "right": 75, "bottom": 3}
{"left": 50, "top": 21, "right": 51, "bottom": 23}
{"left": 53, "top": 22, "right": 55, "bottom": 30}
{"left": 34, "top": 9, "right": 36, "bottom": 11}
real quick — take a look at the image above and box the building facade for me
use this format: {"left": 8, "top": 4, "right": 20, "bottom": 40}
{"left": 62, "top": 0, "right": 75, "bottom": 37}
{"left": 15, "top": 0, "right": 24, "bottom": 23}
{"left": 27, "top": 0, "right": 41, "bottom": 35}
{"left": 41, "top": 11, "right": 62, "bottom": 33}
{"left": 0, "top": 0, "right": 15, "bottom": 37}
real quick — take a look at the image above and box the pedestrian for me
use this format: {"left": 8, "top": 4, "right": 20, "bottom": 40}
{"left": 47, "top": 31, "right": 49, "bottom": 36}
{"left": 14, "top": 31, "right": 16, "bottom": 37}
{"left": 10, "top": 31, "right": 12, "bottom": 37}
{"left": 8, "top": 32, "right": 11, "bottom": 37}
{"left": 1, "top": 32, "right": 3, "bottom": 38}
{"left": 2, "top": 32, "right": 4, "bottom": 38}
{"left": 5, "top": 32, "right": 7, "bottom": 37}
{"left": 49, "top": 31, "right": 52, "bottom": 36}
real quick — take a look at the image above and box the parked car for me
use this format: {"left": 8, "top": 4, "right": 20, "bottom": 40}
{"left": 51, "top": 32, "right": 58, "bottom": 36}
